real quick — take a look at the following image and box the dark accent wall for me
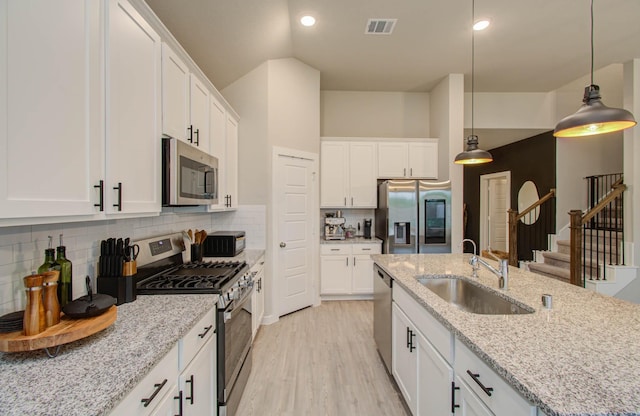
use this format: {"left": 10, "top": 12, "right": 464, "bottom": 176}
{"left": 463, "top": 131, "right": 556, "bottom": 260}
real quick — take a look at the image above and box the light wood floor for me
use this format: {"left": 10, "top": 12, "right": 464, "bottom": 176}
{"left": 236, "top": 301, "right": 409, "bottom": 416}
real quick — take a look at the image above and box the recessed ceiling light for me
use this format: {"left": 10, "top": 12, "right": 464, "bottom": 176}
{"left": 300, "top": 15, "right": 316, "bottom": 27}
{"left": 473, "top": 19, "right": 490, "bottom": 31}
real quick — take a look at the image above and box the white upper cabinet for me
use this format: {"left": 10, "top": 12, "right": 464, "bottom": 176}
{"left": 105, "top": 0, "right": 162, "bottom": 215}
{"left": 161, "top": 43, "right": 209, "bottom": 150}
{"left": 0, "top": 0, "right": 103, "bottom": 220}
{"left": 224, "top": 115, "right": 239, "bottom": 209}
{"left": 188, "top": 75, "right": 209, "bottom": 150}
{"left": 320, "top": 142, "right": 350, "bottom": 208}
{"left": 208, "top": 95, "right": 227, "bottom": 211}
{"left": 161, "top": 43, "right": 189, "bottom": 142}
{"left": 378, "top": 140, "right": 438, "bottom": 179}
{"left": 320, "top": 140, "right": 377, "bottom": 208}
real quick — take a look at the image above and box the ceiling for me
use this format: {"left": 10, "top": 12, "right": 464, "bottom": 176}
{"left": 144, "top": 0, "right": 640, "bottom": 147}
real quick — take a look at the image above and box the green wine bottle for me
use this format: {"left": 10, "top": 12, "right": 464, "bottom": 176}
{"left": 56, "top": 234, "right": 73, "bottom": 308}
{"left": 37, "top": 236, "right": 61, "bottom": 275}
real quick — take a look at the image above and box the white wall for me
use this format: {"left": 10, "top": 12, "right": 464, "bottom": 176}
{"left": 268, "top": 59, "right": 320, "bottom": 154}
{"left": 430, "top": 74, "right": 464, "bottom": 251}
{"left": 465, "top": 92, "right": 555, "bottom": 129}
{"left": 0, "top": 207, "right": 266, "bottom": 315}
{"left": 222, "top": 63, "right": 269, "bottom": 205}
{"left": 321, "top": 91, "right": 430, "bottom": 138}
{"left": 554, "top": 64, "right": 625, "bottom": 230}
{"left": 624, "top": 59, "right": 640, "bottom": 267}
{"left": 223, "top": 57, "right": 320, "bottom": 326}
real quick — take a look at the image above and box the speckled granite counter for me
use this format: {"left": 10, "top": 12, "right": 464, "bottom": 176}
{"left": 320, "top": 237, "right": 382, "bottom": 244}
{"left": 0, "top": 294, "right": 217, "bottom": 416}
{"left": 204, "top": 248, "right": 265, "bottom": 267}
{"left": 372, "top": 253, "right": 640, "bottom": 416}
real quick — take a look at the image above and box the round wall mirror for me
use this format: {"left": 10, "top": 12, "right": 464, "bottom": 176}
{"left": 518, "top": 181, "right": 540, "bottom": 225}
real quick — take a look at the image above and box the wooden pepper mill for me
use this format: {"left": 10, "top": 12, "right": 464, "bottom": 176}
{"left": 23, "top": 274, "right": 46, "bottom": 336}
{"left": 42, "top": 270, "right": 61, "bottom": 327}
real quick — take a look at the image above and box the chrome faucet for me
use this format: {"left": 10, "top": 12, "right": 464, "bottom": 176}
{"left": 459, "top": 239, "right": 509, "bottom": 290}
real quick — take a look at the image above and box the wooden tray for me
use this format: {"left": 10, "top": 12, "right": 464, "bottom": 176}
{"left": 0, "top": 305, "right": 117, "bottom": 353}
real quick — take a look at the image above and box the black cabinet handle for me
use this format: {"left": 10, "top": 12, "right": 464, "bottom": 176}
{"left": 198, "top": 325, "right": 213, "bottom": 338}
{"left": 466, "top": 370, "right": 494, "bottom": 396}
{"left": 113, "top": 182, "right": 122, "bottom": 211}
{"left": 94, "top": 180, "right": 104, "bottom": 211}
{"left": 194, "top": 129, "right": 199, "bottom": 146}
{"left": 406, "top": 327, "right": 411, "bottom": 349}
{"left": 353, "top": 257, "right": 356, "bottom": 266}
{"left": 451, "top": 382, "right": 460, "bottom": 413}
{"left": 228, "top": 194, "right": 232, "bottom": 207}
{"left": 187, "top": 125, "right": 193, "bottom": 143}
{"left": 409, "top": 329, "right": 416, "bottom": 352}
{"left": 185, "top": 374, "right": 194, "bottom": 404}
{"left": 174, "top": 390, "right": 183, "bottom": 416}
{"left": 141, "top": 378, "right": 167, "bottom": 407}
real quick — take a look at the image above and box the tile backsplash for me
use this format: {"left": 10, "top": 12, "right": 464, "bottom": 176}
{"left": 0, "top": 205, "right": 266, "bottom": 315}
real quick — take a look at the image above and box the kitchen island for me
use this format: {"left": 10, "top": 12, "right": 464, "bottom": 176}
{"left": 373, "top": 253, "right": 640, "bottom": 416}
{"left": 0, "top": 294, "right": 217, "bottom": 416}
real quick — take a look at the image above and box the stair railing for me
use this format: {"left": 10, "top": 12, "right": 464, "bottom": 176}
{"left": 569, "top": 178, "right": 626, "bottom": 287}
{"left": 508, "top": 188, "right": 556, "bottom": 267}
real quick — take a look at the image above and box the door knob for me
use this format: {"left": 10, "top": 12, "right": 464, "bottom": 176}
{"left": 280, "top": 242, "right": 286, "bottom": 248}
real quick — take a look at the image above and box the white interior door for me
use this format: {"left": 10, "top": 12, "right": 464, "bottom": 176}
{"left": 479, "top": 171, "right": 510, "bottom": 253}
{"left": 488, "top": 178, "right": 508, "bottom": 251}
{"left": 275, "top": 150, "right": 317, "bottom": 316}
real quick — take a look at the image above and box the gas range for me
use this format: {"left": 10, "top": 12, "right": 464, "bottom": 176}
{"left": 133, "top": 233, "right": 252, "bottom": 308}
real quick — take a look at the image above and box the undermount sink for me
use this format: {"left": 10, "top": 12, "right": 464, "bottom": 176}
{"left": 417, "top": 276, "right": 534, "bottom": 315}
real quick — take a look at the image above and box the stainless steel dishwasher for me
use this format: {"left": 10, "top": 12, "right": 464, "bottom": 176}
{"left": 373, "top": 264, "right": 393, "bottom": 374}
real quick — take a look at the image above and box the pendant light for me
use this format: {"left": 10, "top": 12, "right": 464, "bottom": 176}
{"left": 554, "top": 0, "right": 636, "bottom": 138}
{"left": 455, "top": 0, "right": 493, "bottom": 165}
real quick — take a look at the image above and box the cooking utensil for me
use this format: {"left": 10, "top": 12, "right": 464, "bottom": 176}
{"left": 62, "top": 276, "right": 116, "bottom": 319}
{"left": 187, "top": 229, "right": 193, "bottom": 243}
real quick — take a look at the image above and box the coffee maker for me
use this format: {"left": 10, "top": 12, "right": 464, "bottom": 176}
{"left": 324, "top": 215, "right": 346, "bottom": 240}
{"left": 363, "top": 218, "right": 372, "bottom": 239}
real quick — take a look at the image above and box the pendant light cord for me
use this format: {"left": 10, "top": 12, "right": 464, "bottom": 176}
{"left": 471, "top": 0, "right": 475, "bottom": 137}
{"left": 590, "top": 0, "right": 594, "bottom": 86}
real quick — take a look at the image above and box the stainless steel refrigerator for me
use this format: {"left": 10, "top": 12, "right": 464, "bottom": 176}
{"left": 375, "top": 180, "right": 452, "bottom": 254}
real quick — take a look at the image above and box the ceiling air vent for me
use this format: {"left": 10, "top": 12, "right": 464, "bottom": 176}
{"left": 365, "top": 19, "right": 397, "bottom": 35}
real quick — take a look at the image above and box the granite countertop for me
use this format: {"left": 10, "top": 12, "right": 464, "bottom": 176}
{"left": 0, "top": 294, "right": 218, "bottom": 416}
{"left": 372, "top": 253, "right": 640, "bottom": 416}
{"left": 204, "top": 248, "right": 265, "bottom": 267}
{"left": 0, "top": 250, "right": 264, "bottom": 416}
{"left": 320, "top": 236, "right": 382, "bottom": 244}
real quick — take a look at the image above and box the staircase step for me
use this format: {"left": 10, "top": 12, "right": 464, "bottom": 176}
{"left": 527, "top": 263, "right": 570, "bottom": 283}
{"left": 541, "top": 251, "right": 570, "bottom": 269}
{"left": 556, "top": 240, "right": 622, "bottom": 264}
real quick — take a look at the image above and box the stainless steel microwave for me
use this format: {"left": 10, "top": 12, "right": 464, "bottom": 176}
{"left": 162, "top": 138, "right": 218, "bottom": 206}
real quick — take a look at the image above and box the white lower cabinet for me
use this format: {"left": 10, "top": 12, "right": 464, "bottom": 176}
{"left": 109, "top": 343, "right": 179, "bottom": 416}
{"left": 110, "top": 307, "right": 217, "bottom": 416}
{"left": 320, "top": 243, "right": 381, "bottom": 296}
{"left": 392, "top": 303, "right": 418, "bottom": 414}
{"left": 250, "top": 256, "right": 266, "bottom": 340}
{"left": 179, "top": 337, "right": 215, "bottom": 415}
{"left": 454, "top": 339, "right": 536, "bottom": 416}
{"left": 417, "top": 329, "right": 454, "bottom": 415}
{"left": 392, "top": 288, "right": 454, "bottom": 416}
{"left": 391, "top": 284, "right": 537, "bottom": 416}
{"left": 456, "top": 376, "right": 494, "bottom": 416}
{"left": 150, "top": 383, "right": 181, "bottom": 416}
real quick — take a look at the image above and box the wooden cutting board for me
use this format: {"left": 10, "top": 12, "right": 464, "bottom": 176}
{"left": 0, "top": 305, "right": 117, "bottom": 353}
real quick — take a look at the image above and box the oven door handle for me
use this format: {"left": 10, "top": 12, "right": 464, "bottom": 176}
{"left": 223, "top": 283, "right": 255, "bottom": 323}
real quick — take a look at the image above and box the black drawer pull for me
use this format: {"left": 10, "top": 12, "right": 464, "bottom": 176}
{"left": 198, "top": 325, "right": 213, "bottom": 338}
{"left": 185, "top": 374, "right": 194, "bottom": 404}
{"left": 141, "top": 378, "right": 167, "bottom": 407}
{"left": 466, "top": 370, "right": 494, "bottom": 396}
{"left": 174, "top": 390, "right": 183, "bottom": 416}
{"left": 94, "top": 180, "right": 104, "bottom": 211}
{"left": 113, "top": 182, "right": 122, "bottom": 211}
{"left": 451, "top": 382, "right": 460, "bottom": 412}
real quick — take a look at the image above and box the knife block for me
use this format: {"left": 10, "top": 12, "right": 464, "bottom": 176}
{"left": 97, "top": 275, "right": 136, "bottom": 306}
